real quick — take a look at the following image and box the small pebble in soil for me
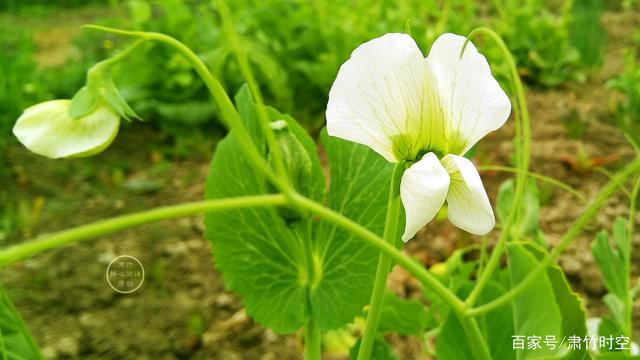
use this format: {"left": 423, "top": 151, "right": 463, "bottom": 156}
{"left": 214, "top": 292, "right": 235, "bottom": 309}
{"left": 55, "top": 336, "right": 80, "bottom": 358}
{"left": 559, "top": 256, "right": 582, "bottom": 277}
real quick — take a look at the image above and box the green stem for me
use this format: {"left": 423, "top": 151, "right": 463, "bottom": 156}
{"left": 304, "top": 319, "right": 321, "bottom": 360}
{"left": 215, "top": 0, "right": 289, "bottom": 188}
{"left": 289, "top": 193, "right": 467, "bottom": 316}
{"left": 0, "top": 195, "right": 286, "bottom": 267}
{"left": 625, "top": 174, "right": 640, "bottom": 339}
{"left": 459, "top": 315, "right": 492, "bottom": 360}
{"left": 99, "top": 38, "right": 146, "bottom": 67}
{"left": 0, "top": 190, "right": 466, "bottom": 318}
{"left": 467, "top": 157, "right": 640, "bottom": 317}
{"left": 476, "top": 165, "right": 586, "bottom": 202}
{"left": 463, "top": 27, "right": 531, "bottom": 308}
{"left": 357, "top": 164, "right": 403, "bottom": 360}
{"left": 82, "top": 25, "right": 288, "bottom": 193}
{"left": 595, "top": 167, "right": 632, "bottom": 198}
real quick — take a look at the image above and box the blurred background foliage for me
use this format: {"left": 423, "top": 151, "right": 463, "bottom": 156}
{"left": 2, "top": 0, "right": 640, "bottom": 243}
{"left": 1, "top": 0, "right": 621, "bottom": 151}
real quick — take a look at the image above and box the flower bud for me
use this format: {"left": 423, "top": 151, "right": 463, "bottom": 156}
{"left": 268, "top": 120, "right": 313, "bottom": 221}
{"left": 12, "top": 60, "right": 138, "bottom": 159}
{"left": 13, "top": 100, "right": 120, "bottom": 159}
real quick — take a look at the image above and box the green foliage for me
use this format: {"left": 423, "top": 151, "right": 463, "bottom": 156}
{"left": 592, "top": 218, "right": 629, "bottom": 301}
{"left": 376, "top": 292, "right": 428, "bottom": 336}
{"left": 497, "top": 2, "right": 572, "bottom": 85}
{"left": 592, "top": 217, "right": 634, "bottom": 345}
{"left": 0, "top": 9, "right": 103, "bottom": 168}
{"left": 496, "top": 179, "right": 547, "bottom": 247}
{"left": 570, "top": 0, "right": 605, "bottom": 68}
{"left": 508, "top": 244, "right": 563, "bottom": 359}
{"left": 0, "top": 27, "right": 39, "bottom": 155}
{"left": 0, "top": 284, "right": 43, "bottom": 360}
{"left": 492, "top": 0, "right": 601, "bottom": 87}
{"left": 437, "top": 282, "right": 515, "bottom": 360}
{"left": 93, "top": 0, "right": 479, "bottom": 137}
{"left": 204, "top": 87, "right": 392, "bottom": 332}
{"left": 436, "top": 242, "right": 587, "bottom": 360}
{"left": 608, "top": 50, "right": 640, "bottom": 141}
{"left": 204, "top": 88, "right": 320, "bottom": 332}
{"left": 522, "top": 243, "right": 589, "bottom": 360}
{"left": 0, "top": 0, "right": 107, "bottom": 12}
{"left": 0, "top": 0, "right": 606, "bottom": 159}
{"left": 562, "top": 108, "right": 590, "bottom": 139}
{"left": 266, "top": 121, "right": 314, "bottom": 221}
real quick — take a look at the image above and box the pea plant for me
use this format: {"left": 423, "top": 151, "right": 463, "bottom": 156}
{"left": 2, "top": 1, "right": 640, "bottom": 359}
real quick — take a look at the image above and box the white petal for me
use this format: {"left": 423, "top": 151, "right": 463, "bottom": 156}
{"left": 13, "top": 100, "right": 120, "bottom": 159}
{"left": 426, "top": 33, "right": 511, "bottom": 155}
{"left": 441, "top": 154, "right": 494, "bottom": 235}
{"left": 326, "top": 33, "right": 427, "bottom": 162}
{"left": 400, "top": 152, "right": 450, "bottom": 242}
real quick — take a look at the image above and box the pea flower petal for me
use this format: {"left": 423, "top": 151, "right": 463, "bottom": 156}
{"left": 13, "top": 100, "right": 120, "bottom": 159}
{"left": 427, "top": 33, "right": 512, "bottom": 155}
{"left": 327, "top": 32, "right": 510, "bottom": 240}
{"left": 326, "top": 33, "right": 427, "bottom": 162}
{"left": 441, "top": 154, "right": 495, "bottom": 235}
{"left": 400, "top": 152, "right": 450, "bottom": 242}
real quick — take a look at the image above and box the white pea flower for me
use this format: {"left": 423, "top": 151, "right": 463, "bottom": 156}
{"left": 13, "top": 100, "right": 120, "bottom": 159}
{"left": 327, "top": 33, "right": 511, "bottom": 241}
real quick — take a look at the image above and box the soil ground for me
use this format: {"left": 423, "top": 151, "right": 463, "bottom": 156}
{"left": 1, "top": 4, "right": 639, "bottom": 360}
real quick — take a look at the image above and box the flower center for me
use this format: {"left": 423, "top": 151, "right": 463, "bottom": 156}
{"left": 391, "top": 130, "right": 467, "bottom": 162}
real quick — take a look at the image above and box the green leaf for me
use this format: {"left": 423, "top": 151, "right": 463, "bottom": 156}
{"left": 522, "top": 242, "right": 588, "bottom": 360}
{"left": 350, "top": 337, "right": 399, "bottom": 360}
{"left": 377, "top": 292, "right": 428, "bottom": 336}
{"left": 436, "top": 282, "right": 516, "bottom": 360}
{"left": 235, "top": 85, "right": 324, "bottom": 203}
{"left": 478, "top": 282, "right": 516, "bottom": 360}
{"left": 205, "top": 130, "right": 308, "bottom": 332}
{"left": 597, "top": 317, "right": 622, "bottom": 341}
{"left": 432, "top": 243, "right": 588, "bottom": 360}
{"left": 507, "top": 242, "right": 589, "bottom": 359}
{"left": 437, "top": 242, "right": 587, "bottom": 360}
{"left": 593, "top": 217, "right": 631, "bottom": 336}
{"left": 611, "top": 217, "right": 630, "bottom": 266}
{"left": 0, "top": 284, "right": 43, "bottom": 360}
{"left": 507, "top": 243, "right": 564, "bottom": 360}
{"left": 204, "top": 89, "right": 319, "bottom": 333}
{"left": 603, "top": 294, "right": 625, "bottom": 331}
{"left": 496, "top": 179, "right": 544, "bottom": 246}
{"left": 436, "top": 312, "right": 475, "bottom": 360}
{"left": 443, "top": 248, "right": 479, "bottom": 293}
{"left": 596, "top": 317, "right": 636, "bottom": 357}
{"left": 592, "top": 217, "right": 629, "bottom": 301}
{"left": 312, "top": 130, "right": 393, "bottom": 330}
{"left": 204, "top": 87, "right": 391, "bottom": 333}
{"left": 597, "top": 353, "right": 640, "bottom": 360}
{"left": 435, "top": 284, "right": 480, "bottom": 360}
